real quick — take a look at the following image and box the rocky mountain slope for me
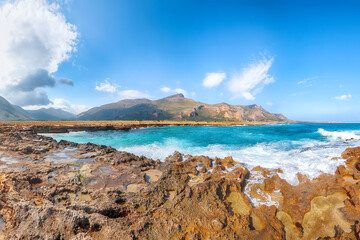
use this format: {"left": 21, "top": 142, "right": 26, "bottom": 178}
{"left": 76, "top": 94, "right": 287, "bottom": 121}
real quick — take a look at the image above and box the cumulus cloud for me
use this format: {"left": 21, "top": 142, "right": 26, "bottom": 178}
{"left": 95, "top": 79, "right": 150, "bottom": 100}
{"left": 23, "top": 98, "right": 91, "bottom": 114}
{"left": 202, "top": 72, "right": 226, "bottom": 88}
{"left": 175, "top": 88, "right": 187, "bottom": 96}
{"left": 95, "top": 79, "right": 117, "bottom": 93}
{"left": 9, "top": 69, "right": 56, "bottom": 92}
{"left": 58, "top": 78, "right": 74, "bottom": 86}
{"left": 228, "top": 57, "right": 274, "bottom": 100}
{"left": 160, "top": 87, "right": 171, "bottom": 93}
{"left": 118, "top": 90, "right": 151, "bottom": 99}
{"left": 334, "top": 94, "right": 352, "bottom": 100}
{"left": 160, "top": 87, "right": 189, "bottom": 97}
{"left": 0, "top": 0, "right": 78, "bottom": 105}
{"left": 7, "top": 89, "right": 52, "bottom": 106}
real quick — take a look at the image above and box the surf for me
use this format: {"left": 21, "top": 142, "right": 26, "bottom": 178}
{"left": 45, "top": 123, "right": 360, "bottom": 185}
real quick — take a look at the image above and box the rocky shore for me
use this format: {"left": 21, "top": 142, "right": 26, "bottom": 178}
{"left": 0, "top": 124, "right": 359, "bottom": 239}
{"left": 0, "top": 120, "right": 288, "bottom": 133}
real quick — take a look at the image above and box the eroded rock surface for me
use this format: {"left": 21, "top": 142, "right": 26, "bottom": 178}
{"left": 0, "top": 126, "right": 359, "bottom": 239}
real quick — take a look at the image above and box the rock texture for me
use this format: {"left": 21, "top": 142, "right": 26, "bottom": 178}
{"left": 0, "top": 125, "right": 359, "bottom": 239}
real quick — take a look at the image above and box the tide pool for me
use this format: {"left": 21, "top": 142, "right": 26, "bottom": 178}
{"left": 44, "top": 123, "right": 360, "bottom": 184}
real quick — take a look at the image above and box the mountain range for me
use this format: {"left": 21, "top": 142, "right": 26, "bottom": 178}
{"left": 0, "top": 94, "right": 287, "bottom": 122}
{"left": 0, "top": 96, "right": 74, "bottom": 121}
{"left": 76, "top": 94, "right": 287, "bottom": 121}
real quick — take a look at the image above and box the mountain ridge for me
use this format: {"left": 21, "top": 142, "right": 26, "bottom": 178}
{"left": 27, "top": 108, "right": 75, "bottom": 121}
{"left": 76, "top": 94, "right": 287, "bottom": 122}
{"left": 0, "top": 96, "right": 74, "bottom": 121}
{"left": 0, "top": 96, "right": 33, "bottom": 121}
{"left": 0, "top": 94, "right": 288, "bottom": 122}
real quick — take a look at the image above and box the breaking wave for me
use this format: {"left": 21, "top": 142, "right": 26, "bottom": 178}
{"left": 46, "top": 124, "right": 360, "bottom": 185}
{"left": 318, "top": 128, "right": 360, "bottom": 140}
{"left": 121, "top": 139, "right": 356, "bottom": 185}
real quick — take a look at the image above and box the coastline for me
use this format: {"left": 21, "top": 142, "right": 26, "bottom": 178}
{"left": 0, "top": 120, "right": 300, "bottom": 133}
{"left": 0, "top": 124, "right": 359, "bottom": 239}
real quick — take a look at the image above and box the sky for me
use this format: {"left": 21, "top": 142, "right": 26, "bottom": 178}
{"left": 0, "top": 0, "right": 360, "bottom": 122}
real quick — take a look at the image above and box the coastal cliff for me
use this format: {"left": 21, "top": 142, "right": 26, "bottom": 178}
{"left": 0, "top": 124, "right": 358, "bottom": 239}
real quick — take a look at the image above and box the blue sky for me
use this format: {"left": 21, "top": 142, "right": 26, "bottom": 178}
{"left": 1, "top": 0, "right": 360, "bottom": 122}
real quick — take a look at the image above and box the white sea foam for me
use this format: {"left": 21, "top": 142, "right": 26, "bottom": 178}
{"left": 120, "top": 136, "right": 360, "bottom": 185}
{"left": 318, "top": 128, "right": 360, "bottom": 140}
{"left": 46, "top": 127, "right": 360, "bottom": 186}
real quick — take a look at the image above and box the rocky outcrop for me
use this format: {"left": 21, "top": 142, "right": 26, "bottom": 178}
{"left": 0, "top": 126, "right": 358, "bottom": 239}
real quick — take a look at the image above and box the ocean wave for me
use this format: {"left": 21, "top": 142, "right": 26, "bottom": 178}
{"left": 46, "top": 125, "right": 360, "bottom": 186}
{"left": 318, "top": 128, "right": 360, "bottom": 140}
{"left": 40, "top": 131, "right": 87, "bottom": 137}
{"left": 120, "top": 139, "right": 351, "bottom": 185}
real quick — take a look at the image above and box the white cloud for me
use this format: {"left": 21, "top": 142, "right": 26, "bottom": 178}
{"left": 0, "top": 0, "right": 78, "bottom": 105}
{"left": 95, "top": 79, "right": 150, "bottom": 100}
{"left": 7, "top": 89, "right": 52, "bottom": 106}
{"left": 297, "top": 77, "right": 317, "bottom": 86}
{"left": 202, "top": 72, "right": 226, "bottom": 88}
{"left": 160, "top": 87, "right": 171, "bottom": 93}
{"left": 95, "top": 79, "right": 117, "bottom": 93}
{"left": 160, "top": 86, "right": 190, "bottom": 97}
{"left": 175, "top": 88, "right": 187, "bottom": 96}
{"left": 23, "top": 98, "right": 91, "bottom": 114}
{"left": 297, "top": 78, "right": 310, "bottom": 85}
{"left": 118, "top": 90, "right": 151, "bottom": 99}
{"left": 266, "top": 102, "right": 273, "bottom": 106}
{"left": 228, "top": 57, "right": 274, "bottom": 100}
{"left": 334, "top": 94, "right": 352, "bottom": 100}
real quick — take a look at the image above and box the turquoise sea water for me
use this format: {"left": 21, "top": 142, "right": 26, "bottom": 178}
{"left": 46, "top": 123, "right": 360, "bottom": 184}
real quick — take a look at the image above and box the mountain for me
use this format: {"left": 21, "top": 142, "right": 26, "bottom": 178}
{"left": 27, "top": 108, "right": 75, "bottom": 121}
{"left": 76, "top": 94, "right": 288, "bottom": 122}
{"left": 0, "top": 96, "right": 33, "bottom": 121}
{"left": 0, "top": 96, "right": 74, "bottom": 121}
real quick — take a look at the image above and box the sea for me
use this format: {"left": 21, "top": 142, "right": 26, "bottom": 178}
{"left": 44, "top": 123, "right": 360, "bottom": 185}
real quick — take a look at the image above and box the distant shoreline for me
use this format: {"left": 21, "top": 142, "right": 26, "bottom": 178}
{"left": 0, "top": 120, "right": 286, "bottom": 133}
{"left": 0, "top": 120, "right": 350, "bottom": 134}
